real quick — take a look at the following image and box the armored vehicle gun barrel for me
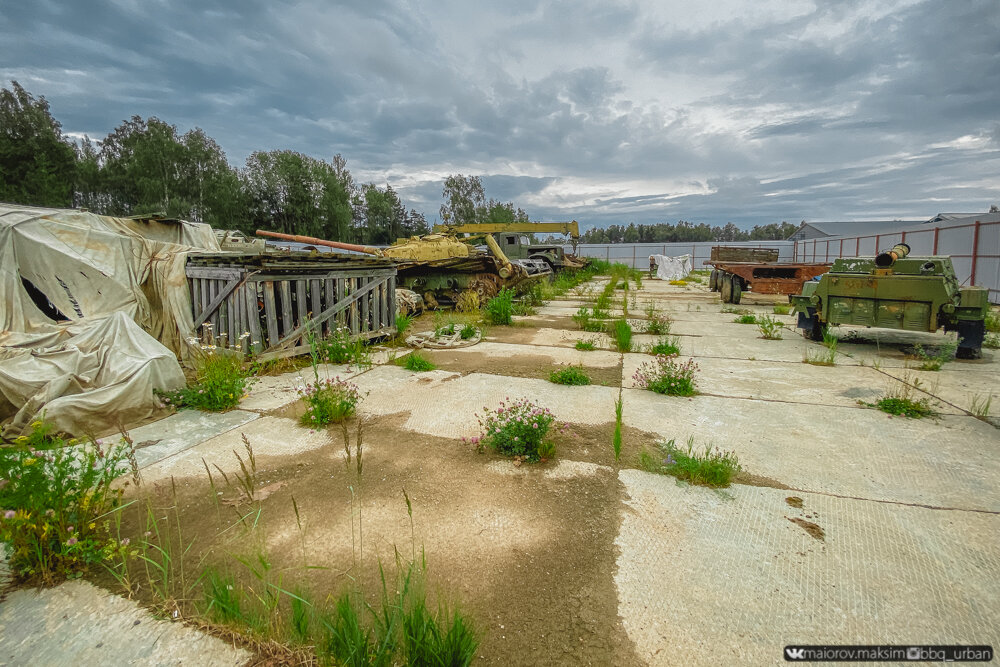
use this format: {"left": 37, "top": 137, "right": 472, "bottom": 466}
{"left": 874, "top": 243, "right": 910, "bottom": 268}
{"left": 255, "top": 230, "right": 383, "bottom": 256}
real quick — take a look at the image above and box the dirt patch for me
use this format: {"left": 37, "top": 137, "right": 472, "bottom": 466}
{"left": 787, "top": 516, "right": 825, "bottom": 541}
{"left": 486, "top": 316, "right": 583, "bottom": 344}
{"left": 552, "top": 422, "right": 664, "bottom": 469}
{"left": 785, "top": 496, "right": 804, "bottom": 508}
{"left": 419, "top": 349, "right": 624, "bottom": 387}
{"left": 732, "top": 471, "right": 793, "bottom": 490}
{"left": 99, "top": 415, "right": 642, "bottom": 666}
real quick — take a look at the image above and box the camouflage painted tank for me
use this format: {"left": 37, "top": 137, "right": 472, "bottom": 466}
{"left": 790, "top": 243, "right": 989, "bottom": 358}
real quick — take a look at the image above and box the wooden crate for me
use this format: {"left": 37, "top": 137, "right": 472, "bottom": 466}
{"left": 186, "top": 253, "right": 397, "bottom": 360}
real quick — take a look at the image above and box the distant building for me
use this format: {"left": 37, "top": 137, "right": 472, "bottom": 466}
{"left": 787, "top": 220, "right": 922, "bottom": 242}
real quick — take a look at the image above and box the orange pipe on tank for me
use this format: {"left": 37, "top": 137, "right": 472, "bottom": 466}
{"left": 254, "top": 230, "right": 381, "bottom": 255}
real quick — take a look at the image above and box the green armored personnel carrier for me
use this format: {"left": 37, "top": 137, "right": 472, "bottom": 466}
{"left": 789, "top": 243, "right": 989, "bottom": 359}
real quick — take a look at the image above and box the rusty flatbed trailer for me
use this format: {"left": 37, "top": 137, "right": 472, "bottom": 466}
{"left": 706, "top": 261, "right": 831, "bottom": 304}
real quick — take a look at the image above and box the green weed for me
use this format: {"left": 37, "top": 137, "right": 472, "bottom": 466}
{"left": 613, "top": 319, "right": 633, "bottom": 352}
{"left": 633, "top": 355, "right": 698, "bottom": 396}
{"left": 0, "top": 420, "right": 131, "bottom": 583}
{"left": 574, "top": 340, "right": 596, "bottom": 351}
{"left": 485, "top": 288, "right": 515, "bottom": 325}
{"left": 159, "top": 350, "right": 255, "bottom": 412}
{"left": 909, "top": 341, "right": 957, "bottom": 371}
{"left": 398, "top": 352, "right": 436, "bottom": 372}
{"left": 756, "top": 315, "right": 783, "bottom": 340}
{"left": 649, "top": 337, "right": 681, "bottom": 356}
{"left": 772, "top": 303, "right": 792, "bottom": 315}
{"left": 549, "top": 367, "right": 591, "bottom": 386}
{"left": 860, "top": 380, "right": 936, "bottom": 419}
{"left": 639, "top": 438, "right": 741, "bottom": 487}
{"left": 395, "top": 313, "right": 413, "bottom": 338}
{"left": 613, "top": 391, "right": 624, "bottom": 463}
{"left": 733, "top": 314, "right": 757, "bottom": 324}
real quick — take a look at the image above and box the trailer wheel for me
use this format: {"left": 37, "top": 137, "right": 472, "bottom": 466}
{"left": 709, "top": 269, "right": 719, "bottom": 291}
{"left": 720, "top": 273, "right": 732, "bottom": 302}
{"left": 730, "top": 275, "right": 743, "bottom": 305}
{"left": 955, "top": 320, "right": 984, "bottom": 359}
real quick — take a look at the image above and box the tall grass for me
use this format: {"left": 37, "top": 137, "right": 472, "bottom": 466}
{"left": 613, "top": 319, "right": 632, "bottom": 352}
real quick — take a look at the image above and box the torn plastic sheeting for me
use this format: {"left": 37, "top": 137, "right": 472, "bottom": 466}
{"left": 0, "top": 312, "right": 185, "bottom": 437}
{"left": 651, "top": 254, "right": 692, "bottom": 281}
{"left": 0, "top": 204, "right": 220, "bottom": 362}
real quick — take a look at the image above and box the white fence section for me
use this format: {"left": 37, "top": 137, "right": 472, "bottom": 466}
{"left": 563, "top": 241, "right": 796, "bottom": 269}
{"left": 792, "top": 218, "right": 1000, "bottom": 304}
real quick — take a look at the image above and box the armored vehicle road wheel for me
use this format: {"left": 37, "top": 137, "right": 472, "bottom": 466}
{"left": 720, "top": 273, "right": 732, "bottom": 302}
{"left": 955, "top": 320, "right": 985, "bottom": 359}
{"left": 730, "top": 275, "right": 743, "bottom": 304}
{"left": 800, "top": 308, "right": 824, "bottom": 341}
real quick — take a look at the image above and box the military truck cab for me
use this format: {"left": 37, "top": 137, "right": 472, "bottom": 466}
{"left": 492, "top": 233, "right": 569, "bottom": 272}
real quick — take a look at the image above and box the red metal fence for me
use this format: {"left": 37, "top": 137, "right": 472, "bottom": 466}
{"left": 793, "top": 219, "right": 1000, "bottom": 304}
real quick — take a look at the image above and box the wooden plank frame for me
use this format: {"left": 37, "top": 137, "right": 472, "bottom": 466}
{"left": 186, "top": 262, "right": 397, "bottom": 360}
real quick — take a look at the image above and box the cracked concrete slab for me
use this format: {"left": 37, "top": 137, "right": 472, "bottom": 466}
{"left": 621, "top": 389, "right": 1000, "bottom": 511}
{"left": 354, "top": 366, "right": 620, "bottom": 440}
{"left": 128, "top": 409, "right": 258, "bottom": 469}
{"left": 615, "top": 470, "right": 1000, "bottom": 666}
{"left": 139, "top": 415, "right": 333, "bottom": 483}
{"left": 0, "top": 580, "right": 250, "bottom": 666}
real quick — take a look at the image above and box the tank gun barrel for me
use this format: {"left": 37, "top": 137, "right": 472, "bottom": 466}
{"left": 255, "top": 230, "right": 383, "bottom": 256}
{"left": 874, "top": 243, "right": 910, "bottom": 268}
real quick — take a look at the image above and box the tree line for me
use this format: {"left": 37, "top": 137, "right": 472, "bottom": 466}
{"left": 579, "top": 220, "right": 799, "bottom": 244}
{"left": 2, "top": 80, "right": 799, "bottom": 245}
{"left": 1, "top": 81, "right": 428, "bottom": 244}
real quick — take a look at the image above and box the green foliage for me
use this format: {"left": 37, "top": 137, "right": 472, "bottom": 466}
{"left": 459, "top": 323, "right": 478, "bottom": 340}
{"left": 549, "top": 367, "right": 591, "bottom": 385}
{"left": 985, "top": 333, "right": 1000, "bottom": 349}
{"left": 395, "top": 313, "right": 413, "bottom": 338}
{"left": 721, "top": 306, "right": 753, "bottom": 315}
{"left": 633, "top": 355, "right": 698, "bottom": 396}
{"left": 613, "top": 319, "right": 633, "bottom": 352}
{"left": 985, "top": 309, "right": 1000, "bottom": 333}
{"left": 159, "top": 350, "right": 255, "bottom": 411}
{"left": 398, "top": 352, "right": 436, "bottom": 372}
{"left": 485, "top": 287, "right": 515, "bottom": 325}
{"left": 649, "top": 337, "right": 681, "bottom": 356}
{"left": 613, "top": 392, "right": 624, "bottom": 463}
{"left": 909, "top": 341, "right": 957, "bottom": 371}
{"left": 298, "top": 377, "right": 362, "bottom": 426}
{"left": 733, "top": 314, "right": 757, "bottom": 324}
{"left": 580, "top": 220, "right": 798, "bottom": 244}
{"left": 772, "top": 303, "right": 792, "bottom": 315}
{"left": 201, "top": 556, "right": 478, "bottom": 666}
{"left": 639, "top": 438, "right": 741, "bottom": 488}
{"left": 473, "top": 398, "right": 557, "bottom": 461}
{"left": 860, "top": 381, "right": 935, "bottom": 419}
{"left": 804, "top": 330, "right": 838, "bottom": 366}
{"left": 756, "top": 315, "right": 783, "bottom": 340}
{"left": 870, "top": 396, "right": 935, "bottom": 419}
{"left": 574, "top": 340, "right": 596, "bottom": 351}
{"left": 969, "top": 393, "right": 993, "bottom": 419}
{"left": 645, "top": 316, "right": 671, "bottom": 335}
{"left": 316, "top": 327, "right": 372, "bottom": 370}
{"left": 0, "top": 421, "right": 131, "bottom": 582}
{"left": 0, "top": 81, "right": 77, "bottom": 207}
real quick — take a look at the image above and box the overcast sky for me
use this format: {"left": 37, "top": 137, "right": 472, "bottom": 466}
{"left": 3, "top": 0, "right": 998, "bottom": 231}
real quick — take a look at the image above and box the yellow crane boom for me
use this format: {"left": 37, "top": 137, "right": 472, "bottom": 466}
{"left": 433, "top": 220, "right": 580, "bottom": 239}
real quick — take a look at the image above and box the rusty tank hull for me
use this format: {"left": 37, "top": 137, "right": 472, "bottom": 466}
{"left": 255, "top": 230, "right": 541, "bottom": 308}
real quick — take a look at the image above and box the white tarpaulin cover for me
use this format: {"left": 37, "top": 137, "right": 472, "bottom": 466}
{"left": 0, "top": 312, "right": 186, "bottom": 436}
{"left": 651, "top": 254, "right": 692, "bottom": 281}
{"left": 0, "top": 204, "right": 221, "bottom": 436}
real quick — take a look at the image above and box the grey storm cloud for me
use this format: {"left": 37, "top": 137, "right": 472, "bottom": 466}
{"left": 2, "top": 0, "right": 998, "bottom": 229}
